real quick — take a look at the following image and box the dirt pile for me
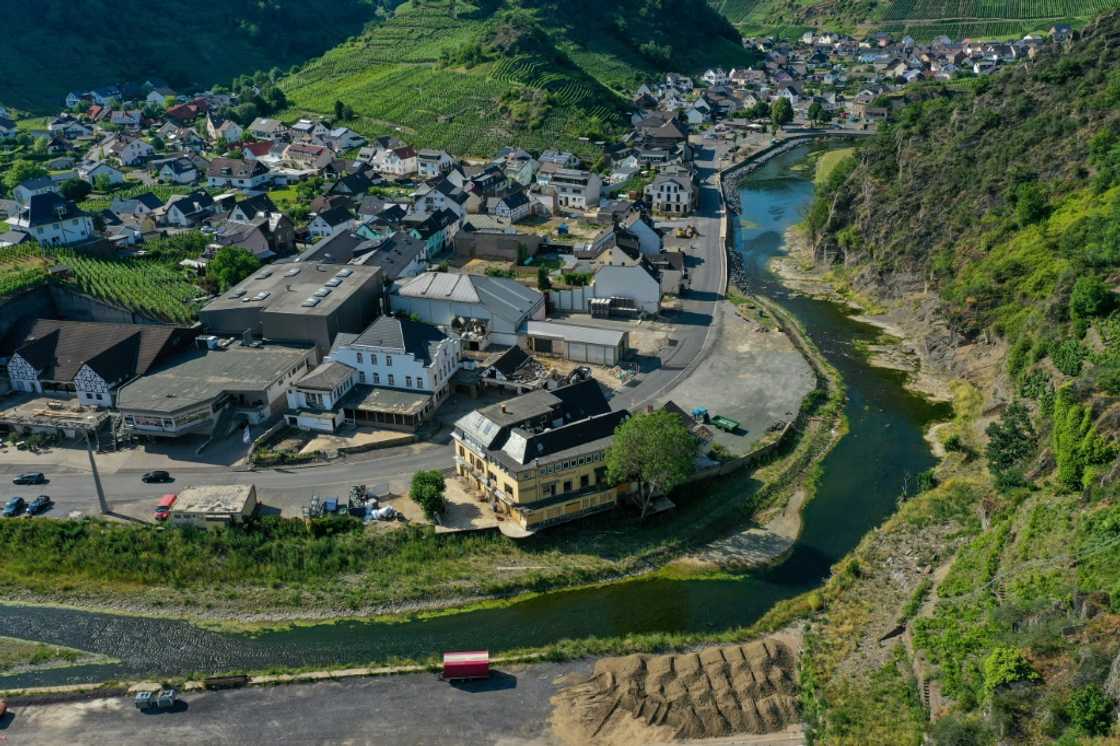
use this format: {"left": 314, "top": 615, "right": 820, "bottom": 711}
{"left": 551, "top": 636, "right": 800, "bottom": 746}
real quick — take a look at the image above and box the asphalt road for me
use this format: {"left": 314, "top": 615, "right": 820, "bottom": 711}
{"left": 1, "top": 661, "right": 592, "bottom": 746}
{"left": 0, "top": 441, "right": 448, "bottom": 520}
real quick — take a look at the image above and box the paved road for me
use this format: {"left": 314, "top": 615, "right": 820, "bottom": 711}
{"left": 1, "top": 661, "right": 591, "bottom": 746}
{"left": 0, "top": 441, "right": 447, "bottom": 520}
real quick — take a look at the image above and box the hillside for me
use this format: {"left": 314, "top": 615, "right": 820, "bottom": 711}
{"left": 712, "top": 0, "right": 1120, "bottom": 39}
{"left": 278, "top": 0, "right": 753, "bottom": 156}
{"left": 0, "top": 0, "right": 384, "bottom": 113}
{"left": 793, "top": 11, "right": 1120, "bottom": 743}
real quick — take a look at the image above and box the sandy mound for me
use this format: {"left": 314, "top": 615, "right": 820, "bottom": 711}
{"left": 552, "top": 636, "right": 801, "bottom": 746}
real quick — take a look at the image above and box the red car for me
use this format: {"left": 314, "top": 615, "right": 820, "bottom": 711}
{"left": 154, "top": 493, "right": 177, "bottom": 521}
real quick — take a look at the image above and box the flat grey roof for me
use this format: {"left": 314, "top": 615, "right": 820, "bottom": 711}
{"left": 117, "top": 344, "right": 313, "bottom": 413}
{"left": 295, "top": 360, "right": 355, "bottom": 391}
{"left": 339, "top": 385, "right": 430, "bottom": 416}
{"left": 524, "top": 320, "right": 626, "bottom": 347}
{"left": 202, "top": 263, "right": 380, "bottom": 317}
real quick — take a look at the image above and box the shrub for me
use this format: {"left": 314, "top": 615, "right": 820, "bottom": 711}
{"left": 410, "top": 469, "right": 446, "bottom": 521}
{"left": 1064, "top": 684, "right": 1114, "bottom": 736}
{"left": 1069, "top": 275, "right": 1113, "bottom": 320}
{"left": 982, "top": 646, "right": 1040, "bottom": 696}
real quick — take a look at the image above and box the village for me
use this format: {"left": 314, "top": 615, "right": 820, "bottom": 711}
{"left": 0, "top": 22, "right": 1067, "bottom": 535}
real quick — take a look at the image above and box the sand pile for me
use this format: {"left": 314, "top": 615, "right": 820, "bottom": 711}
{"left": 552, "top": 637, "right": 800, "bottom": 746}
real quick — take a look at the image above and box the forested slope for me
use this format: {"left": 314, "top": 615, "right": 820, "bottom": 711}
{"left": 0, "top": 0, "right": 384, "bottom": 112}
{"left": 793, "top": 12, "right": 1120, "bottom": 744}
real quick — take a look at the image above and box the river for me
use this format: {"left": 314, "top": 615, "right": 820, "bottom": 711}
{"left": 0, "top": 144, "right": 949, "bottom": 689}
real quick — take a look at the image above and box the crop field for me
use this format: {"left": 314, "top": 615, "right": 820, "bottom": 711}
{"left": 0, "top": 245, "right": 49, "bottom": 298}
{"left": 52, "top": 251, "right": 206, "bottom": 324}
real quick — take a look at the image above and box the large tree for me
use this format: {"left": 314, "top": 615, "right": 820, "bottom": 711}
{"left": 2, "top": 160, "right": 47, "bottom": 195}
{"left": 606, "top": 410, "right": 696, "bottom": 518}
{"left": 206, "top": 246, "right": 261, "bottom": 291}
{"left": 410, "top": 469, "right": 447, "bottom": 521}
{"left": 770, "top": 98, "right": 794, "bottom": 132}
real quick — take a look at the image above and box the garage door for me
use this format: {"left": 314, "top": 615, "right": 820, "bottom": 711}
{"left": 567, "top": 342, "right": 588, "bottom": 362}
{"left": 587, "top": 344, "right": 607, "bottom": 365}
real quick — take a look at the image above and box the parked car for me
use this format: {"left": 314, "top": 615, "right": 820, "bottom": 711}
{"left": 142, "top": 470, "right": 172, "bottom": 484}
{"left": 134, "top": 688, "right": 177, "bottom": 711}
{"left": 154, "top": 493, "right": 177, "bottom": 521}
{"left": 25, "top": 495, "right": 52, "bottom": 516}
{"left": 13, "top": 472, "right": 46, "bottom": 485}
{"left": 3, "top": 496, "right": 26, "bottom": 517}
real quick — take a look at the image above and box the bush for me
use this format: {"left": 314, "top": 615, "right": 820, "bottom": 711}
{"left": 1064, "top": 684, "right": 1114, "bottom": 736}
{"left": 1069, "top": 275, "right": 1113, "bottom": 320}
{"left": 982, "top": 646, "right": 1040, "bottom": 696}
{"left": 930, "top": 714, "right": 994, "bottom": 746}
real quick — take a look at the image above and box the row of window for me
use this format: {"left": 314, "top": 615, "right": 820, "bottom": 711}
{"left": 538, "top": 450, "right": 604, "bottom": 476}
{"left": 358, "top": 371, "right": 424, "bottom": 389}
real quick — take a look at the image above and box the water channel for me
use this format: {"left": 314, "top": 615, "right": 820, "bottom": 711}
{"left": 0, "top": 143, "right": 949, "bottom": 689}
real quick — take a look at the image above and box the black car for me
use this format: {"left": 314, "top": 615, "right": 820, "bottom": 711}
{"left": 141, "top": 470, "right": 172, "bottom": 484}
{"left": 12, "top": 472, "right": 45, "bottom": 485}
{"left": 3, "top": 496, "right": 26, "bottom": 517}
{"left": 26, "top": 495, "right": 52, "bottom": 516}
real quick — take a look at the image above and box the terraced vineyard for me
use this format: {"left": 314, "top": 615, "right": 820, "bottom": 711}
{"left": 883, "top": 0, "right": 1120, "bottom": 19}
{"left": 53, "top": 251, "right": 206, "bottom": 324}
{"left": 0, "top": 245, "right": 49, "bottom": 298}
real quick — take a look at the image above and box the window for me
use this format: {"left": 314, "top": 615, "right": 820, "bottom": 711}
{"left": 563, "top": 480, "right": 572, "bottom": 493}
{"left": 416, "top": 376, "right": 424, "bottom": 389}
{"left": 405, "top": 376, "right": 412, "bottom": 388}
{"left": 359, "top": 372, "right": 367, "bottom": 384}
{"left": 388, "top": 374, "right": 395, "bottom": 386}
{"left": 370, "top": 353, "right": 377, "bottom": 366}
{"left": 580, "top": 474, "right": 589, "bottom": 488}
{"left": 356, "top": 352, "right": 363, "bottom": 363}
{"left": 373, "top": 372, "right": 380, "bottom": 384}
{"left": 385, "top": 355, "right": 392, "bottom": 367}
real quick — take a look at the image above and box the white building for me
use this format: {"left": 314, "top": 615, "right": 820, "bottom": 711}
{"left": 417, "top": 149, "right": 454, "bottom": 178}
{"left": 284, "top": 360, "right": 359, "bottom": 432}
{"left": 206, "top": 157, "right": 270, "bottom": 189}
{"left": 171, "top": 484, "right": 258, "bottom": 527}
{"left": 593, "top": 264, "right": 661, "bottom": 315}
{"left": 547, "top": 169, "right": 602, "bottom": 211}
{"left": 7, "top": 193, "right": 93, "bottom": 246}
{"left": 645, "top": 173, "right": 695, "bottom": 216}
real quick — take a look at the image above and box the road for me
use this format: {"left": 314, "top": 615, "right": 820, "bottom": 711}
{"left": 1, "top": 662, "right": 592, "bottom": 746}
{"left": 0, "top": 440, "right": 447, "bottom": 520}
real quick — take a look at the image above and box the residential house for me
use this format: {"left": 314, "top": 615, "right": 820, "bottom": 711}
{"left": 206, "top": 114, "right": 243, "bottom": 144}
{"left": 417, "top": 149, "right": 454, "bottom": 178}
{"left": 110, "top": 192, "right": 163, "bottom": 217}
{"left": 248, "top": 117, "right": 287, "bottom": 140}
{"left": 164, "top": 191, "right": 217, "bottom": 227}
{"left": 12, "top": 176, "right": 59, "bottom": 206}
{"left": 284, "top": 360, "right": 359, "bottom": 432}
{"left": 206, "top": 157, "right": 270, "bottom": 189}
{"left": 702, "top": 67, "right": 729, "bottom": 86}
{"left": 283, "top": 143, "right": 334, "bottom": 172}
{"left": 77, "top": 161, "right": 125, "bottom": 185}
{"left": 7, "top": 193, "right": 93, "bottom": 246}
{"left": 309, "top": 206, "right": 355, "bottom": 240}
{"left": 157, "top": 156, "right": 199, "bottom": 184}
{"left": 645, "top": 172, "right": 696, "bottom": 216}
{"left": 593, "top": 263, "right": 662, "bottom": 315}
{"left": 547, "top": 169, "right": 602, "bottom": 211}
{"left": 109, "top": 110, "right": 143, "bottom": 128}
{"left": 374, "top": 146, "right": 417, "bottom": 177}
{"left": 88, "top": 134, "right": 153, "bottom": 166}
{"left": 538, "top": 150, "right": 580, "bottom": 169}
{"left": 492, "top": 190, "right": 531, "bottom": 224}
{"left": 325, "top": 127, "right": 366, "bottom": 151}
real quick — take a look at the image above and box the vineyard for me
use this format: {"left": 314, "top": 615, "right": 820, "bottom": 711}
{"left": 52, "top": 251, "right": 206, "bottom": 324}
{"left": 78, "top": 183, "right": 212, "bottom": 215}
{"left": 883, "top": 0, "right": 1120, "bottom": 20}
{"left": 0, "top": 245, "right": 49, "bottom": 299}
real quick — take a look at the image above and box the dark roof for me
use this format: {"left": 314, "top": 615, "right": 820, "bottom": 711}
{"left": 169, "top": 190, "right": 214, "bottom": 215}
{"left": 298, "top": 231, "right": 370, "bottom": 264}
{"left": 6, "top": 320, "right": 190, "bottom": 384}
{"left": 356, "top": 231, "right": 425, "bottom": 280}
{"left": 132, "top": 192, "right": 163, "bottom": 210}
{"left": 233, "top": 193, "right": 277, "bottom": 220}
{"left": 24, "top": 193, "right": 83, "bottom": 227}
{"left": 352, "top": 316, "right": 448, "bottom": 365}
{"left": 498, "top": 191, "right": 529, "bottom": 210}
{"left": 315, "top": 205, "right": 353, "bottom": 227}
{"left": 513, "top": 409, "right": 628, "bottom": 466}
{"left": 296, "top": 360, "right": 355, "bottom": 391}
{"left": 488, "top": 345, "right": 530, "bottom": 377}
{"left": 207, "top": 157, "right": 267, "bottom": 179}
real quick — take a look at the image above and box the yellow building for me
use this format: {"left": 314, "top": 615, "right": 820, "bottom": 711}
{"left": 452, "top": 379, "right": 631, "bottom": 532}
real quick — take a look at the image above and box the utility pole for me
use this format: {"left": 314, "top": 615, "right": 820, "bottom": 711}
{"left": 85, "top": 429, "right": 109, "bottom": 515}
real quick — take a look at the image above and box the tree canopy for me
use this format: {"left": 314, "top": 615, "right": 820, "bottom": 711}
{"left": 206, "top": 246, "right": 261, "bottom": 291}
{"left": 606, "top": 410, "right": 696, "bottom": 518}
{"left": 410, "top": 469, "right": 446, "bottom": 521}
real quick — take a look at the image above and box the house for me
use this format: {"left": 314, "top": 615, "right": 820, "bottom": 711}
{"left": 702, "top": 67, "right": 729, "bottom": 86}
{"left": 283, "top": 142, "right": 334, "bottom": 172}
{"left": 290, "top": 118, "right": 330, "bottom": 139}
{"left": 417, "top": 149, "right": 454, "bottom": 178}
{"left": 308, "top": 206, "right": 355, "bottom": 240}
{"left": 284, "top": 360, "right": 359, "bottom": 432}
{"left": 47, "top": 116, "right": 92, "bottom": 139}
{"left": 157, "top": 156, "right": 199, "bottom": 184}
{"left": 145, "top": 86, "right": 176, "bottom": 105}
{"left": 206, "top": 157, "right": 270, "bottom": 189}
{"left": 206, "top": 114, "right": 243, "bottom": 144}
{"left": 374, "top": 146, "right": 418, "bottom": 176}
{"left": 350, "top": 231, "right": 428, "bottom": 281}
{"left": 110, "top": 192, "right": 163, "bottom": 216}
{"left": 620, "top": 211, "right": 661, "bottom": 256}
{"left": 209, "top": 221, "right": 275, "bottom": 262}
{"left": 453, "top": 218, "right": 542, "bottom": 263}
{"left": 452, "top": 379, "right": 631, "bottom": 533}
{"left": 77, "top": 161, "right": 125, "bottom": 185}
{"left": 248, "top": 117, "right": 287, "bottom": 140}
{"left": 199, "top": 263, "right": 384, "bottom": 355}
{"left": 6, "top": 193, "right": 93, "bottom": 246}
{"left": 109, "top": 110, "right": 143, "bottom": 128}
{"left": 593, "top": 263, "right": 662, "bottom": 315}
{"left": 546, "top": 169, "right": 602, "bottom": 211}
{"left": 242, "top": 141, "right": 275, "bottom": 161}
{"left": 390, "top": 272, "right": 545, "bottom": 349}
{"left": 645, "top": 173, "right": 696, "bottom": 215}
{"left": 12, "top": 176, "right": 59, "bottom": 206}
{"left": 492, "top": 190, "right": 531, "bottom": 224}
{"left": 539, "top": 150, "right": 580, "bottom": 169}
{"left": 228, "top": 193, "right": 278, "bottom": 224}
{"left": 87, "top": 134, "right": 153, "bottom": 166}
{"left": 3, "top": 319, "right": 194, "bottom": 407}
{"left": 325, "top": 127, "right": 366, "bottom": 151}
{"left": 164, "top": 191, "right": 216, "bottom": 227}
{"left": 170, "top": 485, "right": 258, "bottom": 527}
{"left": 117, "top": 343, "right": 318, "bottom": 437}
{"left": 329, "top": 315, "right": 463, "bottom": 424}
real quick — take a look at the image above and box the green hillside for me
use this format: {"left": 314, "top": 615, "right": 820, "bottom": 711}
{"left": 796, "top": 10, "right": 1120, "bottom": 742}
{"left": 278, "top": 0, "right": 754, "bottom": 157}
{"left": 0, "top": 0, "right": 385, "bottom": 112}
{"left": 713, "top": 0, "right": 1120, "bottom": 38}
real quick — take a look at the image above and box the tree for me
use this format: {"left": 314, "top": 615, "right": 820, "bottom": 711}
{"left": 985, "top": 401, "right": 1036, "bottom": 487}
{"left": 770, "top": 98, "right": 793, "bottom": 132}
{"left": 1015, "top": 182, "right": 1046, "bottom": 226}
{"left": 2, "top": 160, "right": 47, "bottom": 194}
{"left": 747, "top": 100, "right": 770, "bottom": 120}
{"left": 93, "top": 173, "right": 114, "bottom": 194}
{"left": 410, "top": 469, "right": 446, "bottom": 521}
{"left": 807, "top": 101, "right": 824, "bottom": 126}
{"left": 206, "top": 246, "right": 261, "bottom": 291}
{"left": 334, "top": 99, "right": 345, "bottom": 121}
{"left": 60, "top": 178, "right": 92, "bottom": 201}
{"left": 537, "top": 266, "right": 551, "bottom": 290}
{"left": 606, "top": 410, "right": 696, "bottom": 518}
{"left": 982, "top": 647, "right": 1040, "bottom": 697}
